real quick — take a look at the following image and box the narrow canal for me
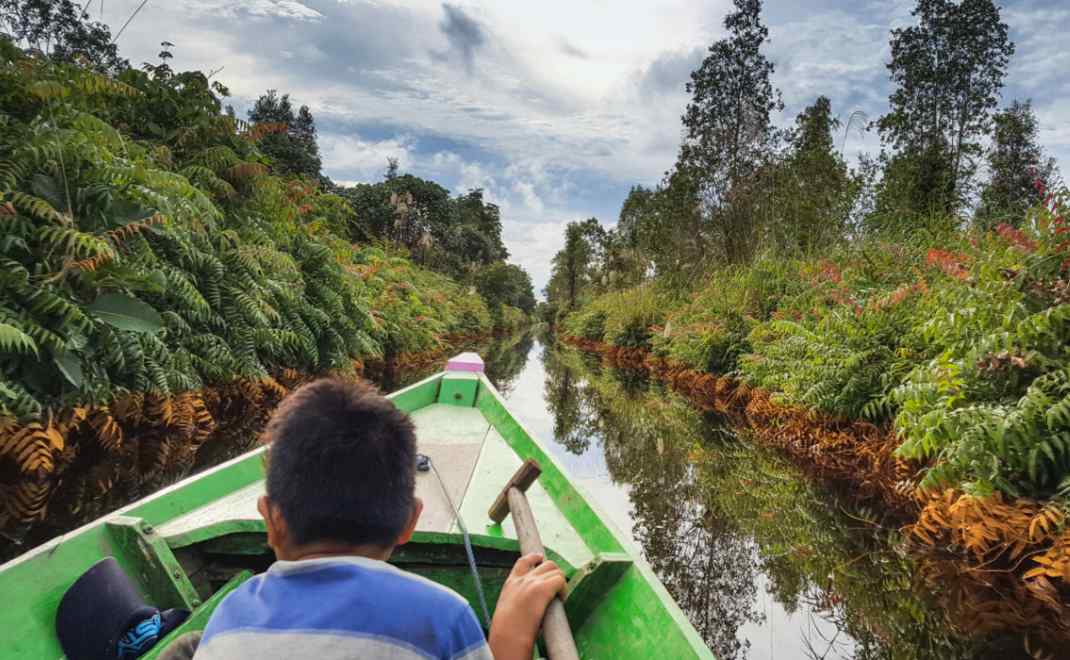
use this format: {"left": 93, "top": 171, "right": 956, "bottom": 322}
{"left": 463, "top": 334, "right": 1002, "bottom": 659}
{"left": 3, "top": 331, "right": 1026, "bottom": 657}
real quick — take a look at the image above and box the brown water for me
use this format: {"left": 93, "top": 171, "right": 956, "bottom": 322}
{"left": 3, "top": 331, "right": 1032, "bottom": 657}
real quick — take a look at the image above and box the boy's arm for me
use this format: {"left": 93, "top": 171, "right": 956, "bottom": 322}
{"left": 487, "top": 553, "right": 566, "bottom": 660}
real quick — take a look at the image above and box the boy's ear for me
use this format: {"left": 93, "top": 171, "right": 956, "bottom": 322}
{"left": 258, "top": 495, "right": 289, "bottom": 552}
{"left": 395, "top": 497, "right": 423, "bottom": 547}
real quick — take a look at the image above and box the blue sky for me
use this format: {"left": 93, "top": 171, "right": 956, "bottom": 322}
{"left": 98, "top": 0, "right": 1070, "bottom": 290}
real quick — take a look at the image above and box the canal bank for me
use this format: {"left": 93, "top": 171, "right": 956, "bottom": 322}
{"left": 553, "top": 335, "right": 1063, "bottom": 657}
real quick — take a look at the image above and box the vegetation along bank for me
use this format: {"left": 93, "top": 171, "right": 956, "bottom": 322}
{"left": 0, "top": 3, "right": 535, "bottom": 554}
{"left": 544, "top": 0, "right": 1070, "bottom": 651}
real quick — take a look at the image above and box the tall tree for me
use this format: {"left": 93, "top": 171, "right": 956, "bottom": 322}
{"left": 247, "top": 90, "right": 323, "bottom": 180}
{"left": 678, "top": 0, "right": 782, "bottom": 264}
{"left": 877, "top": 0, "right": 1014, "bottom": 215}
{"left": 617, "top": 185, "right": 655, "bottom": 249}
{"left": 456, "top": 189, "right": 507, "bottom": 263}
{"left": 548, "top": 221, "right": 594, "bottom": 311}
{"left": 976, "top": 100, "right": 1059, "bottom": 228}
{"left": 773, "top": 96, "right": 856, "bottom": 253}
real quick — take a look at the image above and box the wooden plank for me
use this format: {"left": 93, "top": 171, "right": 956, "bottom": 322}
{"left": 488, "top": 459, "right": 541, "bottom": 523}
{"left": 415, "top": 443, "right": 482, "bottom": 532}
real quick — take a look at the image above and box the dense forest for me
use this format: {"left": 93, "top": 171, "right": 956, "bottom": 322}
{"left": 0, "top": 1, "right": 533, "bottom": 542}
{"left": 547, "top": 0, "right": 1070, "bottom": 645}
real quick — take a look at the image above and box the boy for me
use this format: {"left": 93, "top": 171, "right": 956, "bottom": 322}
{"left": 189, "top": 378, "right": 565, "bottom": 660}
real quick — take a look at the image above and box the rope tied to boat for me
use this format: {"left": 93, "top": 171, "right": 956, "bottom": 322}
{"left": 421, "top": 439, "right": 493, "bottom": 629}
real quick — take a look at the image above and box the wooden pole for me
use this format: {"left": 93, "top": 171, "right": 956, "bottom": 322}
{"left": 506, "top": 486, "right": 580, "bottom": 660}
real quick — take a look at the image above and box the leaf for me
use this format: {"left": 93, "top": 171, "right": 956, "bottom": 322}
{"left": 53, "top": 351, "right": 84, "bottom": 388}
{"left": 109, "top": 199, "right": 156, "bottom": 226}
{"left": 30, "top": 174, "right": 68, "bottom": 214}
{"left": 87, "top": 293, "right": 164, "bottom": 334}
{"left": 0, "top": 323, "right": 38, "bottom": 357}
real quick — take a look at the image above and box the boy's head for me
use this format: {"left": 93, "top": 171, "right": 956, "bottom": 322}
{"left": 257, "top": 378, "right": 421, "bottom": 559}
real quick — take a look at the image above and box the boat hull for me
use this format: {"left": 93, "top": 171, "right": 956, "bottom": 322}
{"left": 0, "top": 366, "right": 713, "bottom": 659}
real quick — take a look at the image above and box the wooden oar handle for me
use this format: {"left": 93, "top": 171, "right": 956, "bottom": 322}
{"left": 506, "top": 486, "right": 580, "bottom": 660}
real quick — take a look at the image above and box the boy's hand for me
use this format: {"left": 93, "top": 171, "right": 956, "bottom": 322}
{"left": 487, "top": 553, "right": 566, "bottom": 660}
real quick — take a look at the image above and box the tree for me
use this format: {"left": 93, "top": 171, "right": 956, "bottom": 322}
{"left": 0, "top": 0, "right": 127, "bottom": 73}
{"left": 618, "top": 185, "right": 654, "bottom": 249}
{"left": 678, "top": 0, "right": 782, "bottom": 264}
{"left": 548, "top": 221, "right": 594, "bottom": 311}
{"left": 247, "top": 90, "right": 323, "bottom": 180}
{"left": 877, "top": 0, "right": 1014, "bottom": 215}
{"left": 456, "top": 189, "right": 507, "bottom": 263}
{"left": 976, "top": 100, "right": 1059, "bottom": 228}
{"left": 474, "top": 263, "right": 535, "bottom": 315}
{"left": 772, "top": 96, "right": 856, "bottom": 253}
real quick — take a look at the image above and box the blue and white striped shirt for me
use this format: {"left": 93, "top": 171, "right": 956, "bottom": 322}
{"left": 194, "top": 556, "right": 492, "bottom": 660}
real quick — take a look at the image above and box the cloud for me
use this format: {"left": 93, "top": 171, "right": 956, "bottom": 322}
{"left": 635, "top": 47, "right": 704, "bottom": 97}
{"left": 438, "top": 3, "right": 487, "bottom": 73}
{"left": 319, "top": 133, "right": 416, "bottom": 183}
{"left": 185, "top": 0, "right": 323, "bottom": 20}
{"left": 558, "top": 39, "right": 589, "bottom": 60}
{"left": 97, "top": 0, "right": 1070, "bottom": 292}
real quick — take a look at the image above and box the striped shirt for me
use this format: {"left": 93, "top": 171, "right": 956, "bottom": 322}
{"left": 194, "top": 556, "right": 492, "bottom": 660}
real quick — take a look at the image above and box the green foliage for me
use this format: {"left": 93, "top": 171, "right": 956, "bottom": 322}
{"left": 678, "top": 0, "right": 782, "bottom": 265}
{"left": 564, "top": 196, "right": 1070, "bottom": 503}
{"left": 563, "top": 285, "right": 665, "bottom": 351}
{"left": 474, "top": 262, "right": 535, "bottom": 317}
{"left": 976, "top": 100, "right": 1059, "bottom": 229}
{"left": 0, "top": 0, "right": 127, "bottom": 74}
{"left": 0, "top": 46, "right": 497, "bottom": 420}
{"left": 337, "top": 176, "right": 514, "bottom": 284}
{"left": 247, "top": 90, "right": 322, "bottom": 181}
{"left": 877, "top": 0, "right": 1015, "bottom": 214}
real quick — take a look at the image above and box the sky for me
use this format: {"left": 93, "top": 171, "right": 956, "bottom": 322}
{"left": 95, "top": 0, "right": 1070, "bottom": 291}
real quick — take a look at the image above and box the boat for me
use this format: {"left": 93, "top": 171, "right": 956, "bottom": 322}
{"left": 0, "top": 353, "right": 713, "bottom": 659}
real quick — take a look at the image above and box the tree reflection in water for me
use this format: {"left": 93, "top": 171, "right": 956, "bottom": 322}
{"left": 541, "top": 343, "right": 979, "bottom": 659}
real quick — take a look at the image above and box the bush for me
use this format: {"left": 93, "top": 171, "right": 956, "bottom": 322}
{"left": 0, "top": 50, "right": 495, "bottom": 421}
{"left": 582, "top": 311, "right": 607, "bottom": 342}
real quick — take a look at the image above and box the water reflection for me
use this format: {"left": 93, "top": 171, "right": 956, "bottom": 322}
{"left": 379, "top": 331, "right": 536, "bottom": 394}
{"left": 536, "top": 341, "right": 978, "bottom": 659}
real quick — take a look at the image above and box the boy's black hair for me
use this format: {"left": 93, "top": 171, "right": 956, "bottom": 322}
{"left": 262, "top": 377, "right": 416, "bottom": 548}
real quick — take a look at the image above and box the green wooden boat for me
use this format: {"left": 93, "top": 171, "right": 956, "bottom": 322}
{"left": 0, "top": 354, "right": 713, "bottom": 659}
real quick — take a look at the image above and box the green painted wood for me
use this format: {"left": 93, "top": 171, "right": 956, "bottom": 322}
{"left": 474, "top": 376, "right": 713, "bottom": 658}
{"left": 141, "top": 571, "right": 253, "bottom": 660}
{"left": 0, "top": 375, "right": 443, "bottom": 660}
{"left": 563, "top": 553, "right": 632, "bottom": 631}
{"left": 165, "top": 519, "right": 267, "bottom": 551}
{"left": 456, "top": 426, "right": 593, "bottom": 566}
{"left": 475, "top": 381, "right": 623, "bottom": 556}
{"left": 437, "top": 372, "right": 480, "bottom": 407}
{"left": 106, "top": 516, "right": 202, "bottom": 610}
{"left": 0, "top": 449, "right": 265, "bottom": 659}
{"left": 572, "top": 568, "right": 711, "bottom": 657}
{"left": 391, "top": 373, "right": 443, "bottom": 412}
{"left": 0, "top": 366, "right": 714, "bottom": 659}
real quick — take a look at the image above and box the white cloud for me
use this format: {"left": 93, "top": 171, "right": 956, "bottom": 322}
{"left": 185, "top": 0, "right": 323, "bottom": 20}
{"left": 512, "top": 180, "right": 545, "bottom": 214}
{"left": 97, "top": 0, "right": 1070, "bottom": 291}
{"left": 320, "top": 134, "right": 416, "bottom": 182}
